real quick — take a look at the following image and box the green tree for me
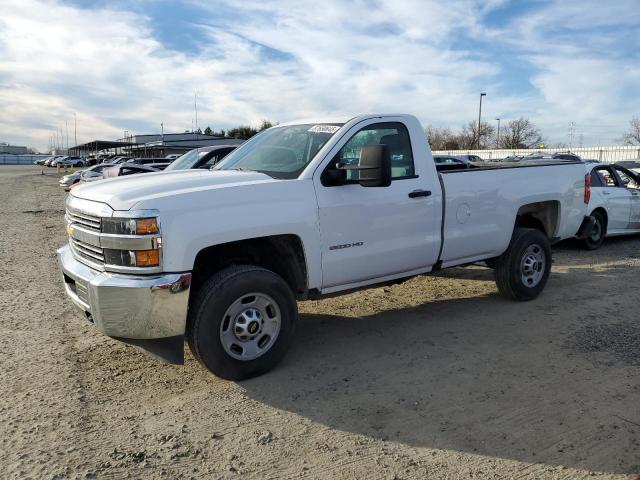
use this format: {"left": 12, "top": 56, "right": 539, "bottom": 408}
{"left": 258, "top": 120, "right": 273, "bottom": 131}
{"left": 227, "top": 126, "right": 258, "bottom": 139}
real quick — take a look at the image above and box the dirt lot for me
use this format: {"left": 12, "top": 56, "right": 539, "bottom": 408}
{"left": 1, "top": 165, "right": 639, "bottom": 480}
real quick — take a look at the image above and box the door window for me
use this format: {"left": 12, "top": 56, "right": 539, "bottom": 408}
{"left": 336, "top": 122, "right": 415, "bottom": 181}
{"left": 593, "top": 167, "right": 618, "bottom": 187}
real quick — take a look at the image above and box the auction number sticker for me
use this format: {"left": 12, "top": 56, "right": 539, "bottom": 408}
{"left": 308, "top": 125, "right": 341, "bottom": 134}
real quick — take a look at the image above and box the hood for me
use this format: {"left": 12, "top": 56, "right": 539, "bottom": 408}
{"left": 70, "top": 169, "right": 275, "bottom": 211}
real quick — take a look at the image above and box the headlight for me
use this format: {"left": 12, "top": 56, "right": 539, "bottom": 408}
{"left": 102, "top": 217, "right": 159, "bottom": 235}
{"left": 104, "top": 247, "right": 160, "bottom": 267}
{"left": 100, "top": 214, "right": 161, "bottom": 270}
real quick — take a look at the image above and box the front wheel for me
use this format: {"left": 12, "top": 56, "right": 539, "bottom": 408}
{"left": 187, "top": 265, "right": 297, "bottom": 380}
{"left": 494, "top": 227, "right": 552, "bottom": 301}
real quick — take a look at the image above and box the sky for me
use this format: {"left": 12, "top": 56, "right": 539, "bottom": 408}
{"left": 0, "top": 0, "right": 639, "bottom": 151}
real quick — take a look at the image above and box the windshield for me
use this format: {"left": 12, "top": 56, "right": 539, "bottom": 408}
{"left": 164, "top": 148, "right": 209, "bottom": 171}
{"left": 214, "top": 123, "right": 343, "bottom": 179}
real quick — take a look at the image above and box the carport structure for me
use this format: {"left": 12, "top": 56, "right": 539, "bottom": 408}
{"left": 69, "top": 140, "right": 140, "bottom": 157}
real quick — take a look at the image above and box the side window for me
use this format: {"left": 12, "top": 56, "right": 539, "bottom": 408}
{"left": 590, "top": 169, "right": 604, "bottom": 187}
{"left": 203, "top": 150, "right": 231, "bottom": 167}
{"left": 337, "top": 122, "right": 415, "bottom": 180}
{"left": 594, "top": 167, "right": 618, "bottom": 187}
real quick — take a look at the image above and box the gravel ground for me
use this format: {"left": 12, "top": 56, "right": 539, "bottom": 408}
{"left": 1, "top": 165, "right": 639, "bottom": 480}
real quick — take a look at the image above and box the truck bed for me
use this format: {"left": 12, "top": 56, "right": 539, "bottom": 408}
{"left": 437, "top": 161, "right": 587, "bottom": 267}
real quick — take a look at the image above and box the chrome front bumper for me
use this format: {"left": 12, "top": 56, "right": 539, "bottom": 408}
{"left": 57, "top": 244, "right": 191, "bottom": 341}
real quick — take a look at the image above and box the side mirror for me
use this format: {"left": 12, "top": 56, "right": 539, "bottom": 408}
{"left": 337, "top": 144, "right": 392, "bottom": 187}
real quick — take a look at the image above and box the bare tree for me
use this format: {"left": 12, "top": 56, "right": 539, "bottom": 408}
{"left": 425, "top": 126, "right": 461, "bottom": 150}
{"left": 460, "top": 120, "right": 495, "bottom": 149}
{"left": 497, "top": 118, "right": 543, "bottom": 149}
{"left": 621, "top": 117, "right": 640, "bottom": 145}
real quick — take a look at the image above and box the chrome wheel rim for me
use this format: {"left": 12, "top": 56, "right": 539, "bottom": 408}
{"left": 520, "top": 244, "right": 546, "bottom": 288}
{"left": 219, "top": 293, "right": 281, "bottom": 361}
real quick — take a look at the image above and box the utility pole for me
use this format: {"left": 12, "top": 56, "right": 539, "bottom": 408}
{"left": 568, "top": 121, "right": 576, "bottom": 149}
{"left": 495, "top": 117, "right": 501, "bottom": 148}
{"left": 194, "top": 91, "right": 199, "bottom": 133}
{"left": 74, "top": 113, "right": 77, "bottom": 148}
{"left": 477, "top": 93, "right": 486, "bottom": 150}
{"left": 65, "top": 120, "right": 69, "bottom": 150}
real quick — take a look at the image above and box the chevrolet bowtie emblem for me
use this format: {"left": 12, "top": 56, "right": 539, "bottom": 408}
{"left": 66, "top": 224, "right": 74, "bottom": 237}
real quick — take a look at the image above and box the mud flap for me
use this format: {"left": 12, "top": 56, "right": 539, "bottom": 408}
{"left": 114, "top": 335, "right": 185, "bottom": 365}
{"left": 576, "top": 215, "right": 596, "bottom": 240}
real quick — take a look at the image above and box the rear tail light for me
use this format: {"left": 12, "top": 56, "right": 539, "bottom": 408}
{"left": 584, "top": 173, "right": 591, "bottom": 204}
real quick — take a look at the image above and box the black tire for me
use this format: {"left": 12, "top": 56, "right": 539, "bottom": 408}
{"left": 187, "top": 265, "right": 297, "bottom": 380}
{"left": 581, "top": 211, "right": 606, "bottom": 250}
{"left": 494, "top": 227, "right": 552, "bottom": 301}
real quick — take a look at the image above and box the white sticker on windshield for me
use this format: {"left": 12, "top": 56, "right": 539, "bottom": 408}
{"left": 308, "top": 125, "right": 340, "bottom": 134}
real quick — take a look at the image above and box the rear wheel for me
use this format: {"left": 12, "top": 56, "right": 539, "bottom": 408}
{"left": 187, "top": 265, "right": 297, "bottom": 380}
{"left": 495, "top": 227, "right": 552, "bottom": 301}
{"left": 582, "top": 211, "right": 606, "bottom": 250}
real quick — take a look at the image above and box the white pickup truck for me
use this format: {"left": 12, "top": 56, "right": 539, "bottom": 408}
{"left": 58, "top": 114, "right": 595, "bottom": 380}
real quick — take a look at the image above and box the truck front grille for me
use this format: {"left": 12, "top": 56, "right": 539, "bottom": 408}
{"left": 67, "top": 210, "right": 101, "bottom": 232}
{"left": 70, "top": 237, "right": 105, "bottom": 265}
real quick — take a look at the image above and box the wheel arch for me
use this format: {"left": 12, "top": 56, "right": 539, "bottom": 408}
{"left": 191, "top": 234, "right": 309, "bottom": 300}
{"left": 514, "top": 200, "right": 560, "bottom": 238}
{"left": 590, "top": 206, "right": 608, "bottom": 229}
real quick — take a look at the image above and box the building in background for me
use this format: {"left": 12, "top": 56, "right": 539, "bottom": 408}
{"left": 126, "top": 132, "right": 244, "bottom": 158}
{"left": 70, "top": 132, "right": 244, "bottom": 159}
{"left": 0, "top": 142, "right": 28, "bottom": 154}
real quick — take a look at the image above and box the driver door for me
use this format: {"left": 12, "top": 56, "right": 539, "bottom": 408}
{"left": 314, "top": 121, "right": 440, "bottom": 290}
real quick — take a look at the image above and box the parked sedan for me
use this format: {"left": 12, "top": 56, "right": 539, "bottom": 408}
{"left": 76, "top": 164, "right": 111, "bottom": 185}
{"left": 164, "top": 145, "right": 238, "bottom": 171}
{"left": 56, "top": 156, "right": 85, "bottom": 167}
{"left": 35, "top": 156, "right": 54, "bottom": 165}
{"left": 582, "top": 163, "right": 640, "bottom": 249}
{"left": 44, "top": 155, "right": 64, "bottom": 166}
{"left": 102, "top": 162, "right": 169, "bottom": 179}
{"left": 59, "top": 170, "right": 85, "bottom": 191}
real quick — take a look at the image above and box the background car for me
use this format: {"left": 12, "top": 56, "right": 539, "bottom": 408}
{"left": 56, "top": 156, "right": 85, "bottom": 167}
{"left": 35, "top": 156, "right": 53, "bottom": 165}
{"left": 453, "top": 154, "right": 483, "bottom": 163}
{"left": 102, "top": 162, "right": 169, "bottom": 178}
{"left": 615, "top": 160, "right": 640, "bottom": 175}
{"left": 58, "top": 170, "right": 85, "bottom": 191}
{"left": 432, "top": 155, "right": 471, "bottom": 171}
{"left": 582, "top": 163, "right": 640, "bottom": 249}
{"left": 44, "top": 155, "right": 64, "bottom": 166}
{"left": 123, "top": 157, "right": 172, "bottom": 166}
{"left": 164, "top": 145, "right": 237, "bottom": 171}
{"left": 76, "top": 164, "right": 111, "bottom": 184}
{"left": 102, "top": 156, "right": 132, "bottom": 165}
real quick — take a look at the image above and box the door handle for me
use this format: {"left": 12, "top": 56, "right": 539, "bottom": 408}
{"left": 408, "top": 190, "right": 432, "bottom": 198}
{"left": 602, "top": 191, "right": 611, "bottom": 195}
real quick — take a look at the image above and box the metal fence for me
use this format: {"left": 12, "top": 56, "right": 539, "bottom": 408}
{"left": 0, "top": 154, "right": 49, "bottom": 165}
{"left": 432, "top": 145, "right": 640, "bottom": 164}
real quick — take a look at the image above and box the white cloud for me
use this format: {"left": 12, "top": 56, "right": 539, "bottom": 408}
{"left": 0, "top": 0, "right": 637, "bottom": 150}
